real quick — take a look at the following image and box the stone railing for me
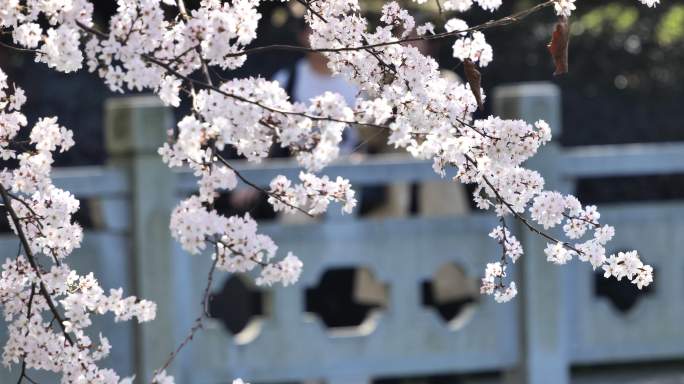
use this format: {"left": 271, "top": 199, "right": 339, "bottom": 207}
{"left": 2, "top": 83, "right": 684, "bottom": 384}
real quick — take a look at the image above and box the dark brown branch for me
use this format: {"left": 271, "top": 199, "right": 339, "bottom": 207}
{"left": 217, "top": 1, "right": 554, "bottom": 59}
{"left": 144, "top": 50, "right": 489, "bottom": 143}
{"left": 75, "top": 21, "right": 107, "bottom": 38}
{"left": 16, "top": 360, "right": 38, "bottom": 384}
{"left": 496, "top": 216, "right": 510, "bottom": 287}
{"left": 435, "top": 0, "right": 443, "bottom": 15}
{"left": 16, "top": 284, "right": 37, "bottom": 384}
{"left": 0, "top": 40, "right": 43, "bottom": 54}
{"left": 296, "top": 0, "right": 327, "bottom": 22}
{"left": 213, "top": 153, "right": 315, "bottom": 218}
{"left": 6, "top": 192, "right": 43, "bottom": 222}
{"left": 73, "top": 0, "right": 551, "bottom": 90}
{"left": 562, "top": 212, "right": 600, "bottom": 228}
{"left": 0, "top": 184, "right": 75, "bottom": 346}
{"left": 467, "top": 157, "right": 584, "bottom": 255}
{"left": 5, "top": 192, "right": 65, "bottom": 265}
{"left": 213, "top": 238, "right": 268, "bottom": 268}
{"left": 74, "top": 21, "right": 498, "bottom": 141}
{"left": 155, "top": 254, "right": 219, "bottom": 378}
{"left": 201, "top": 256, "right": 218, "bottom": 317}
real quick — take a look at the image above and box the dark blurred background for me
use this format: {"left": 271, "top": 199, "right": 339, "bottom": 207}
{"left": 1, "top": 0, "right": 683, "bottom": 199}
{"left": 1, "top": 3, "right": 683, "bottom": 383}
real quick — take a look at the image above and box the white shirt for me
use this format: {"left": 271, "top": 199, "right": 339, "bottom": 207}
{"left": 272, "top": 59, "right": 360, "bottom": 153}
{"left": 272, "top": 59, "right": 359, "bottom": 106}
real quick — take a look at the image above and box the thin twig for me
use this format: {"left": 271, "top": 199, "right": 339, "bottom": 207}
{"left": 217, "top": 1, "right": 554, "bottom": 59}
{"left": 213, "top": 153, "right": 315, "bottom": 218}
{"left": 435, "top": 0, "right": 443, "bottom": 16}
{"left": 16, "top": 284, "right": 37, "bottom": 384}
{"left": 16, "top": 361, "right": 38, "bottom": 384}
{"left": 155, "top": 255, "right": 219, "bottom": 378}
{"left": 0, "top": 183, "right": 75, "bottom": 346}
{"left": 73, "top": 18, "right": 518, "bottom": 140}
{"left": 0, "top": 40, "right": 43, "bottom": 54}
{"left": 65, "top": 1, "right": 555, "bottom": 127}
{"left": 6, "top": 192, "right": 42, "bottom": 221}
{"left": 562, "top": 212, "right": 600, "bottom": 228}
{"left": 202, "top": 257, "right": 219, "bottom": 317}
{"left": 467, "top": 157, "right": 584, "bottom": 255}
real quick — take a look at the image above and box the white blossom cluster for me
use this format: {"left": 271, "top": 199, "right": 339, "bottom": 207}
{"left": 269, "top": 173, "right": 356, "bottom": 215}
{"left": 159, "top": 85, "right": 357, "bottom": 288}
{"left": 151, "top": 371, "right": 249, "bottom": 384}
{"left": 480, "top": 262, "right": 516, "bottom": 303}
{"left": 158, "top": 81, "right": 355, "bottom": 171}
{"left": 9, "top": 186, "right": 83, "bottom": 260}
{"left": 410, "top": 0, "right": 656, "bottom": 17}
{"left": 302, "top": 0, "right": 654, "bottom": 302}
{"left": 489, "top": 225, "right": 523, "bottom": 263}
{"left": 169, "top": 197, "right": 304, "bottom": 287}
{"left": 0, "top": 71, "right": 26, "bottom": 161}
{"left": 638, "top": 0, "right": 660, "bottom": 8}
{"left": 0, "top": 0, "right": 662, "bottom": 379}
{"left": 0, "top": 70, "right": 155, "bottom": 383}
{"left": 413, "top": 0, "right": 502, "bottom": 12}
{"left": 554, "top": 0, "right": 658, "bottom": 17}
{"left": 554, "top": 0, "right": 577, "bottom": 17}
{"left": 445, "top": 18, "right": 493, "bottom": 66}
{"left": 603, "top": 251, "right": 653, "bottom": 289}
{"left": 415, "top": 22, "right": 435, "bottom": 36}
{"left": 153, "top": 73, "right": 357, "bottom": 293}
{"left": 381, "top": 2, "right": 415, "bottom": 38}
{"left": 151, "top": 369, "right": 250, "bottom": 384}
{"left": 151, "top": 369, "right": 174, "bottom": 384}
{"left": 481, "top": 225, "right": 522, "bottom": 302}
{"left": 537, "top": 193, "right": 653, "bottom": 290}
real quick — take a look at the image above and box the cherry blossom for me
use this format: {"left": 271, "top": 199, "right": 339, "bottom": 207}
{"left": 0, "top": 0, "right": 661, "bottom": 380}
{"left": 0, "top": 70, "right": 155, "bottom": 383}
{"left": 554, "top": 0, "right": 577, "bottom": 17}
{"left": 638, "top": 0, "right": 660, "bottom": 8}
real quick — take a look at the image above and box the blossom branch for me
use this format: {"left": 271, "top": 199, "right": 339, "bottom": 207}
{"left": 0, "top": 183, "right": 76, "bottom": 347}
{"left": 154, "top": 255, "right": 219, "bottom": 380}
{"left": 218, "top": 0, "right": 554, "bottom": 59}
{"left": 0, "top": 0, "right": 660, "bottom": 380}
{"left": 15, "top": 361, "right": 38, "bottom": 384}
{"left": 16, "top": 284, "right": 37, "bottom": 384}
{"left": 213, "top": 152, "right": 315, "bottom": 218}
{"left": 475, "top": 166, "right": 583, "bottom": 254}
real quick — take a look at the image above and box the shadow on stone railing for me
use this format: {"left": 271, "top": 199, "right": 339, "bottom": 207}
{"left": 5, "top": 83, "right": 684, "bottom": 384}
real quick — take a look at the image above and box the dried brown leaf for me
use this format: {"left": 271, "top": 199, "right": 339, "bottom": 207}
{"left": 464, "top": 59, "right": 483, "bottom": 111}
{"left": 548, "top": 16, "right": 570, "bottom": 76}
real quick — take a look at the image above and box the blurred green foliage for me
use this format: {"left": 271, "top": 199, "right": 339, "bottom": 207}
{"left": 578, "top": 3, "right": 639, "bottom": 34}
{"left": 656, "top": 4, "right": 684, "bottom": 46}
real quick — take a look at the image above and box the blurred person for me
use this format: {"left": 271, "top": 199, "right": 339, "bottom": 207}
{"left": 226, "top": 14, "right": 361, "bottom": 221}
{"left": 272, "top": 16, "right": 360, "bottom": 155}
{"left": 357, "top": 16, "right": 469, "bottom": 218}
